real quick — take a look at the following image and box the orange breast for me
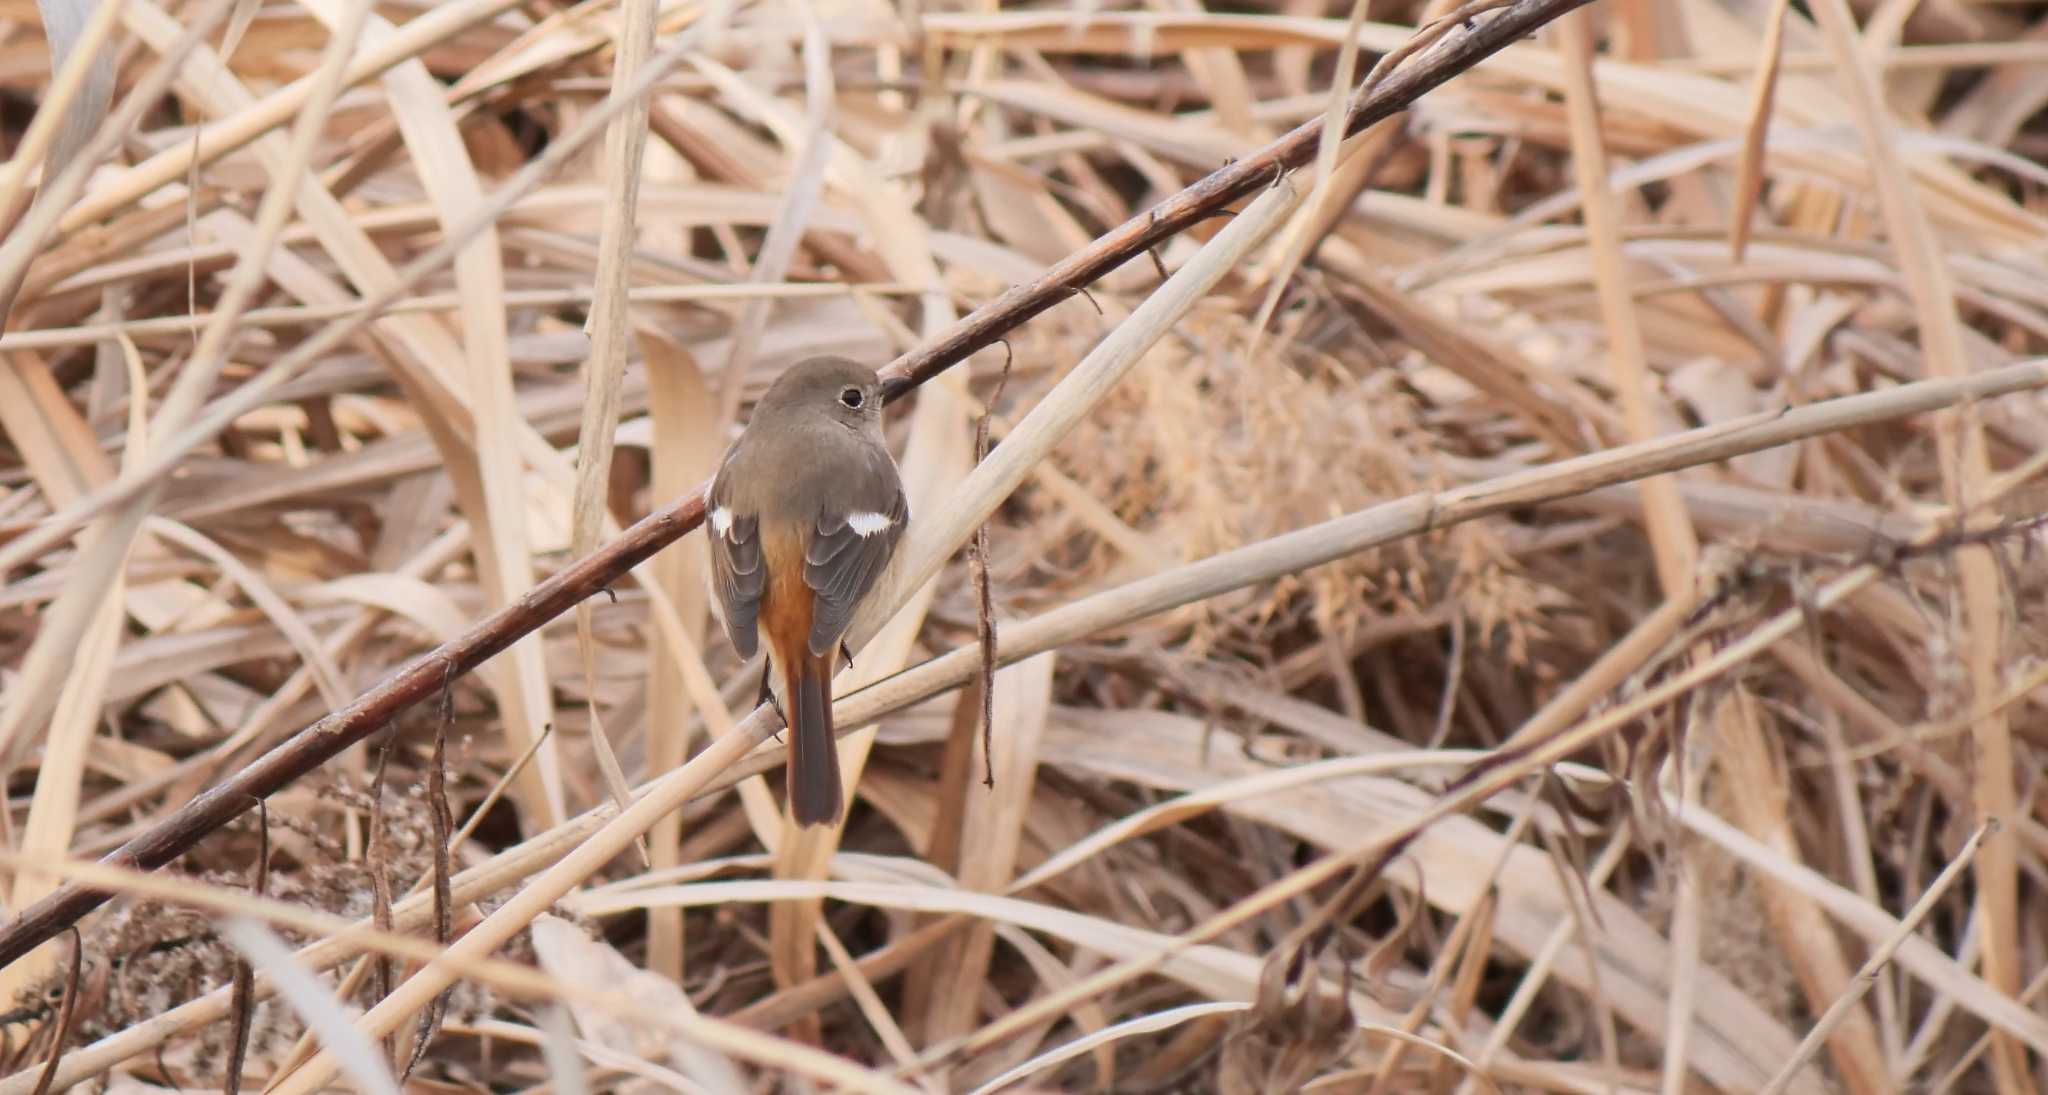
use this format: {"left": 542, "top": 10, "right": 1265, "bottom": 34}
{"left": 757, "top": 522, "right": 814, "bottom": 664}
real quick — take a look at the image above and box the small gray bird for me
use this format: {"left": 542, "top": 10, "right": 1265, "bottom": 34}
{"left": 705, "top": 357, "right": 907, "bottom": 827}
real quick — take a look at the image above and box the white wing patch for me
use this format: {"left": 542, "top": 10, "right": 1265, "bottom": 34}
{"left": 709, "top": 505, "right": 734, "bottom": 538}
{"left": 846, "top": 511, "right": 894, "bottom": 537}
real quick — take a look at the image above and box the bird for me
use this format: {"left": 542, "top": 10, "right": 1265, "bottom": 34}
{"left": 703, "top": 356, "right": 908, "bottom": 827}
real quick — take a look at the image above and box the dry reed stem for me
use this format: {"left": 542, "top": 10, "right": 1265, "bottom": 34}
{"left": 1717, "top": 689, "right": 1890, "bottom": 1094}
{"left": 1556, "top": 9, "right": 1698, "bottom": 592}
{"left": 918, "top": 654, "right": 1057, "bottom": 1051}
{"left": 0, "top": 0, "right": 117, "bottom": 233}
{"left": 1727, "top": 0, "right": 1792, "bottom": 264}
{"left": 567, "top": 0, "right": 660, "bottom": 869}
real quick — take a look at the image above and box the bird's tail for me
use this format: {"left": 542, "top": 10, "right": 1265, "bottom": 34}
{"left": 786, "top": 650, "right": 843, "bottom": 827}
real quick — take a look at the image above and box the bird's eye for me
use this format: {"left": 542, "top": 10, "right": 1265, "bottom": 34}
{"left": 839, "top": 387, "right": 864, "bottom": 409}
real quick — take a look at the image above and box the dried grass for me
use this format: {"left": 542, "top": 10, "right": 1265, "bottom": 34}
{"left": 0, "top": 1, "right": 2046, "bottom": 1092}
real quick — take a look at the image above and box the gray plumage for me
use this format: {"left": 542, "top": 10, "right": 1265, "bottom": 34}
{"left": 703, "top": 356, "right": 907, "bottom": 826}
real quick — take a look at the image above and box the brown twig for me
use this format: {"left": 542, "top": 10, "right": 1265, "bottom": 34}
{"left": 222, "top": 801, "right": 267, "bottom": 1095}
{"left": 366, "top": 734, "right": 397, "bottom": 1033}
{"left": 971, "top": 342, "right": 1015, "bottom": 789}
{"left": 23, "top": 929, "right": 78, "bottom": 1095}
{"left": 0, "top": 0, "right": 1594, "bottom": 971}
{"left": 401, "top": 674, "right": 458, "bottom": 1081}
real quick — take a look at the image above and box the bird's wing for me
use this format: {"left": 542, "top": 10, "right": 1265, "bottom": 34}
{"left": 706, "top": 471, "right": 765, "bottom": 659}
{"left": 803, "top": 483, "right": 908, "bottom": 657}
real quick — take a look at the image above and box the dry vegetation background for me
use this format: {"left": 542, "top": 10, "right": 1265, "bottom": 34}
{"left": 0, "top": 0, "right": 2044, "bottom": 1092}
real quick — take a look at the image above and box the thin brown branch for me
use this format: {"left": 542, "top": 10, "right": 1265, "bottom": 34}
{"left": 222, "top": 800, "right": 267, "bottom": 1095}
{"left": 401, "top": 679, "right": 458, "bottom": 1081}
{"left": 25, "top": 929, "right": 78, "bottom": 1095}
{"left": 971, "top": 345, "right": 1015, "bottom": 789}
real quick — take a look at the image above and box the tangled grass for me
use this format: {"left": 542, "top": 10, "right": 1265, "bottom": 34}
{"left": 0, "top": 1, "right": 2045, "bottom": 1092}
